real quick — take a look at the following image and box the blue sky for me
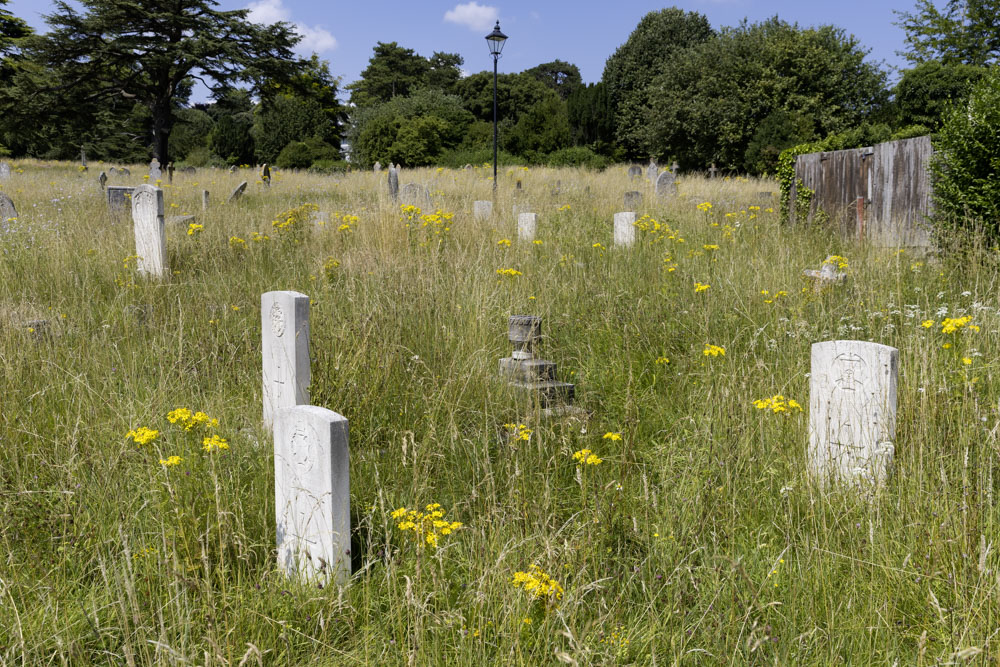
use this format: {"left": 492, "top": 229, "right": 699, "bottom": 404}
{"left": 9, "top": 0, "right": 915, "bottom": 99}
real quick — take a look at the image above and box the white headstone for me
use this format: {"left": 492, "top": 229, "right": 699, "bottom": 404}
{"left": 809, "top": 340, "right": 898, "bottom": 487}
{"left": 149, "top": 158, "right": 161, "bottom": 181}
{"left": 262, "top": 291, "right": 310, "bottom": 428}
{"left": 131, "top": 185, "right": 168, "bottom": 278}
{"left": 517, "top": 212, "right": 537, "bottom": 242}
{"left": 613, "top": 212, "right": 637, "bottom": 248}
{"left": 274, "top": 405, "right": 350, "bottom": 584}
{"left": 473, "top": 200, "right": 493, "bottom": 221}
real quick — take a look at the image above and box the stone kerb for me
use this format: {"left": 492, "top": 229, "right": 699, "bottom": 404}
{"left": 131, "top": 184, "right": 168, "bottom": 278}
{"left": 274, "top": 405, "right": 350, "bottom": 584}
{"left": 262, "top": 291, "right": 311, "bottom": 428}
{"left": 809, "top": 340, "right": 898, "bottom": 488}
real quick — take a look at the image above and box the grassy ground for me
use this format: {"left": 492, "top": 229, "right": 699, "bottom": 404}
{"left": 1, "top": 160, "right": 999, "bottom": 664}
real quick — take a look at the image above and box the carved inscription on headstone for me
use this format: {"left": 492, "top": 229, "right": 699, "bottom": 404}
{"left": 261, "top": 291, "right": 310, "bottom": 428}
{"left": 809, "top": 340, "right": 898, "bottom": 487}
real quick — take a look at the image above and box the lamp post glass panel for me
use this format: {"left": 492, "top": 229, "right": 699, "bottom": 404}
{"left": 486, "top": 21, "right": 507, "bottom": 194}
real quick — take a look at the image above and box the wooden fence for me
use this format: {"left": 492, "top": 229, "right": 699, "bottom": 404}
{"left": 790, "top": 136, "right": 933, "bottom": 247}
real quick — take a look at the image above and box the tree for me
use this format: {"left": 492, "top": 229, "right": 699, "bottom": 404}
{"left": 31, "top": 0, "right": 302, "bottom": 164}
{"left": 0, "top": 0, "right": 31, "bottom": 59}
{"left": 347, "top": 43, "right": 463, "bottom": 107}
{"left": 893, "top": 60, "right": 985, "bottom": 130}
{"left": 894, "top": 0, "right": 1000, "bottom": 66}
{"left": 524, "top": 60, "right": 583, "bottom": 100}
{"left": 453, "top": 71, "right": 555, "bottom": 125}
{"left": 567, "top": 82, "right": 615, "bottom": 155}
{"left": 505, "top": 96, "right": 571, "bottom": 159}
{"left": 426, "top": 52, "right": 464, "bottom": 93}
{"left": 602, "top": 8, "right": 715, "bottom": 158}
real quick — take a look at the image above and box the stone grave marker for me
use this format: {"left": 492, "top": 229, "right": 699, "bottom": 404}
{"left": 400, "top": 183, "right": 430, "bottom": 208}
{"left": 261, "top": 163, "right": 271, "bottom": 188}
{"left": 473, "top": 200, "right": 493, "bottom": 220}
{"left": 107, "top": 186, "right": 134, "bottom": 214}
{"left": 108, "top": 166, "right": 118, "bottom": 176}
{"left": 131, "top": 185, "right": 168, "bottom": 278}
{"left": 120, "top": 168, "right": 130, "bottom": 177}
{"left": 628, "top": 165, "right": 642, "bottom": 181}
{"left": 98, "top": 171, "right": 108, "bottom": 190}
{"left": 655, "top": 171, "right": 677, "bottom": 198}
{"left": 516, "top": 179, "right": 522, "bottom": 190}
{"left": 181, "top": 166, "right": 196, "bottom": 174}
{"left": 202, "top": 190, "right": 210, "bottom": 211}
{"left": 262, "top": 290, "right": 310, "bottom": 428}
{"left": 623, "top": 191, "right": 642, "bottom": 211}
{"left": 0, "top": 162, "right": 10, "bottom": 180}
{"left": 708, "top": 163, "right": 718, "bottom": 179}
{"left": 373, "top": 161, "right": 382, "bottom": 172}
{"left": 387, "top": 167, "right": 399, "bottom": 201}
{"left": 517, "top": 212, "right": 536, "bottom": 242}
{"left": 149, "top": 158, "right": 161, "bottom": 181}
{"left": 0, "top": 191, "right": 17, "bottom": 221}
{"left": 229, "top": 165, "right": 237, "bottom": 174}
{"left": 229, "top": 181, "right": 247, "bottom": 203}
{"left": 80, "top": 148, "right": 87, "bottom": 170}
{"left": 614, "top": 212, "right": 637, "bottom": 248}
{"left": 167, "top": 162, "right": 175, "bottom": 184}
{"left": 809, "top": 340, "right": 898, "bottom": 487}
{"left": 394, "top": 163, "right": 401, "bottom": 172}
{"left": 499, "top": 315, "right": 574, "bottom": 407}
{"left": 671, "top": 161, "right": 679, "bottom": 173}
{"left": 463, "top": 163, "right": 473, "bottom": 171}
{"left": 274, "top": 405, "right": 350, "bottom": 584}
{"left": 803, "top": 256, "right": 847, "bottom": 290}
{"left": 646, "top": 158, "right": 657, "bottom": 183}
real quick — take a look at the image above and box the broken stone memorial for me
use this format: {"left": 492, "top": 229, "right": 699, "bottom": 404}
{"left": 400, "top": 183, "right": 430, "bottom": 208}
{"left": 473, "top": 200, "right": 492, "bottom": 220}
{"left": 98, "top": 171, "right": 107, "bottom": 190}
{"left": 0, "top": 191, "right": 17, "bottom": 221}
{"left": 107, "top": 186, "right": 134, "bottom": 214}
{"left": 623, "top": 191, "right": 642, "bottom": 211}
{"left": 262, "top": 290, "right": 311, "bottom": 429}
{"left": 0, "top": 162, "right": 10, "bottom": 180}
{"left": 803, "top": 256, "right": 847, "bottom": 290}
{"left": 499, "top": 316, "right": 574, "bottom": 407}
{"left": 387, "top": 167, "right": 399, "bottom": 200}
{"left": 229, "top": 181, "right": 248, "bottom": 203}
{"left": 655, "top": 171, "right": 677, "bottom": 198}
{"left": 517, "top": 212, "right": 537, "bottom": 242}
{"left": 274, "top": 404, "right": 350, "bottom": 585}
{"left": 149, "top": 158, "right": 161, "bottom": 181}
{"left": 809, "top": 340, "right": 898, "bottom": 487}
{"left": 131, "top": 185, "right": 168, "bottom": 278}
{"left": 628, "top": 165, "right": 642, "bottom": 181}
{"left": 614, "top": 212, "right": 637, "bottom": 248}
{"left": 261, "top": 163, "right": 271, "bottom": 188}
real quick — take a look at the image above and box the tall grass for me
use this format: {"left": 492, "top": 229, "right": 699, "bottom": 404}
{"left": 1, "top": 160, "right": 998, "bottom": 664}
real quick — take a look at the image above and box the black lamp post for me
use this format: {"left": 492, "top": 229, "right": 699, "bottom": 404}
{"left": 485, "top": 20, "right": 507, "bottom": 194}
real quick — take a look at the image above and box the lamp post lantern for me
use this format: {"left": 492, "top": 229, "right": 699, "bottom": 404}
{"left": 485, "top": 20, "right": 507, "bottom": 194}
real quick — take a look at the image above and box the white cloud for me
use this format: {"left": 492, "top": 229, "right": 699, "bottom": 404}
{"left": 444, "top": 2, "right": 499, "bottom": 32}
{"left": 247, "top": 0, "right": 337, "bottom": 53}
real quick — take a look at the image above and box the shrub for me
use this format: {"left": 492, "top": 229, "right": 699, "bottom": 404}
{"left": 544, "top": 146, "right": 610, "bottom": 170}
{"left": 275, "top": 141, "right": 313, "bottom": 169}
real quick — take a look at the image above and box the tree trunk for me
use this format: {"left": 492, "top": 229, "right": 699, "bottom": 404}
{"left": 150, "top": 98, "right": 173, "bottom": 164}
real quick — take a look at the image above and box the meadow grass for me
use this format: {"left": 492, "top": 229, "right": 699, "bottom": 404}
{"left": 1, "top": 161, "right": 999, "bottom": 664}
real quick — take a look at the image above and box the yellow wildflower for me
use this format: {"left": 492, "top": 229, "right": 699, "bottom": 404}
{"left": 126, "top": 427, "right": 159, "bottom": 446}
{"left": 703, "top": 344, "right": 726, "bottom": 357}
{"left": 158, "top": 455, "right": 183, "bottom": 466}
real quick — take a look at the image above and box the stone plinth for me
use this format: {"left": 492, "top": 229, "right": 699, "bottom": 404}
{"left": 499, "top": 315, "right": 574, "bottom": 407}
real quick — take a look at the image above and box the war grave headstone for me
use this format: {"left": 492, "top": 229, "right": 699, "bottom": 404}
{"left": 474, "top": 200, "right": 493, "bottom": 220}
{"left": 614, "top": 212, "right": 637, "bottom": 248}
{"left": 0, "top": 162, "right": 10, "bottom": 180}
{"left": 131, "top": 184, "right": 168, "bottom": 278}
{"left": 0, "top": 191, "right": 17, "bottom": 221}
{"left": 655, "top": 171, "right": 677, "bottom": 198}
{"left": 261, "top": 163, "right": 271, "bottom": 188}
{"left": 400, "top": 183, "right": 431, "bottom": 208}
{"left": 517, "top": 212, "right": 537, "bottom": 242}
{"left": 107, "top": 186, "right": 134, "bottom": 214}
{"left": 803, "top": 256, "right": 847, "bottom": 291}
{"left": 387, "top": 167, "right": 399, "bottom": 201}
{"left": 499, "top": 316, "right": 574, "bottom": 407}
{"left": 229, "top": 181, "right": 248, "bottom": 204}
{"left": 628, "top": 165, "right": 642, "bottom": 181}
{"left": 202, "top": 190, "right": 210, "bottom": 211}
{"left": 809, "top": 340, "right": 898, "bottom": 487}
{"left": 623, "top": 191, "right": 642, "bottom": 211}
{"left": 274, "top": 405, "right": 350, "bottom": 584}
{"left": 262, "top": 290, "right": 311, "bottom": 429}
{"left": 149, "top": 158, "right": 161, "bottom": 181}
{"left": 98, "top": 171, "right": 108, "bottom": 190}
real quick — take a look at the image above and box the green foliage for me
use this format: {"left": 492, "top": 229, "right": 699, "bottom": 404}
{"left": 894, "top": 0, "right": 1000, "bottom": 66}
{"left": 504, "top": 96, "right": 571, "bottom": 159}
{"left": 167, "top": 108, "right": 213, "bottom": 163}
{"left": 893, "top": 60, "right": 986, "bottom": 130}
{"left": 524, "top": 60, "right": 583, "bottom": 100}
{"left": 602, "top": 8, "right": 715, "bottom": 158}
{"left": 454, "top": 71, "right": 556, "bottom": 127}
{"left": 744, "top": 110, "right": 817, "bottom": 175}
{"left": 646, "top": 18, "right": 888, "bottom": 173}
{"left": 929, "top": 67, "right": 1000, "bottom": 238}
{"left": 0, "top": 0, "right": 31, "bottom": 57}
{"left": 347, "top": 42, "right": 462, "bottom": 107}
{"left": 543, "top": 146, "right": 610, "bottom": 169}
{"left": 275, "top": 140, "right": 313, "bottom": 169}
{"left": 181, "top": 145, "right": 224, "bottom": 167}
{"left": 388, "top": 116, "right": 451, "bottom": 166}
{"left": 210, "top": 113, "right": 254, "bottom": 166}
{"left": 567, "top": 82, "right": 617, "bottom": 156}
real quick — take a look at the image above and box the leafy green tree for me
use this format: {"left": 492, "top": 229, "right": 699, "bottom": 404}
{"left": 210, "top": 112, "right": 254, "bottom": 166}
{"left": 744, "top": 110, "right": 816, "bottom": 174}
{"left": 505, "top": 96, "right": 571, "bottom": 159}
{"left": 168, "top": 107, "right": 214, "bottom": 162}
{"left": 602, "top": 8, "right": 714, "bottom": 158}
{"left": 893, "top": 60, "right": 985, "bottom": 130}
{"left": 0, "top": 0, "right": 31, "bottom": 59}
{"left": 567, "top": 82, "right": 616, "bottom": 155}
{"left": 894, "top": 0, "right": 1000, "bottom": 66}
{"left": 453, "top": 71, "right": 555, "bottom": 126}
{"left": 426, "top": 52, "right": 464, "bottom": 94}
{"left": 524, "top": 60, "right": 583, "bottom": 100}
{"left": 30, "top": 0, "right": 302, "bottom": 163}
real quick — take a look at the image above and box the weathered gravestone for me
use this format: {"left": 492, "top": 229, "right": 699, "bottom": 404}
{"left": 0, "top": 191, "right": 17, "bottom": 221}
{"left": 803, "top": 255, "right": 847, "bottom": 290}
{"left": 274, "top": 405, "right": 350, "bottom": 584}
{"left": 0, "top": 162, "right": 10, "bottom": 180}
{"left": 229, "top": 181, "right": 247, "bottom": 204}
{"left": 671, "top": 161, "right": 679, "bottom": 174}
{"left": 261, "top": 290, "right": 310, "bottom": 429}
{"left": 229, "top": 165, "right": 237, "bottom": 174}
{"left": 517, "top": 212, "right": 537, "bottom": 242}
{"left": 708, "top": 163, "right": 718, "bottom": 179}
{"left": 614, "top": 212, "right": 637, "bottom": 248}
{"left": 473, "top": 200, "right": 493, "bottom": 220}
{"left": 202, "top": 190, "right": 210, "bottom": 211}
{"left": 107, "top": 186, "right": 134, "bottom": 214}
{"left": 373, "top": 161, "right": 382, "bottom": 172}
{"left": 107, "top": 167, "right": 118, "bottom": 177}
{"left": 624, "top": 191, "right": 642, "bottom": 211}
{"left": 80, "top": 148, "right": 87, "bottom": 170}
{"left": 387, "top": 167, "right": 399, "bottom": 201}
{"left": 120, "top": 168, "right": 130, "bottom": 177}
{"left": 499, "top": 315, "right": 574, "bottom": 407}
{"left": 149, "top": 158, "right": 161, "bottom": 181}
{"left": 261, "top": 163, "right": 271, "bottom": 188}
{"left": 646, "top": 158, "right": 657, "bottom": 183}
{"left": 463, "top": 164, "right": 473, "bottom": 171}
{"left": 655, "top": 171, "right": 677, "bottom": 198}
{"left": 394, "top": 163, "right": 401, "bottom": 172}
{"left": 628, "top": 165, "right": 642, "bottom": 181}
{"left": 181, "top": 166, "right": 196, "bottom": 175}
{"left": 400, "top": 183, "right": 431, "bottom": 208}
{"left": 131, "top": 185, "right": 168, "bottom": 278}
{"left": 98, "top": 171, "right": 107, "bottom": 190}
{"left": 809, "top": 340, "right": 898, "bottom": 487}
